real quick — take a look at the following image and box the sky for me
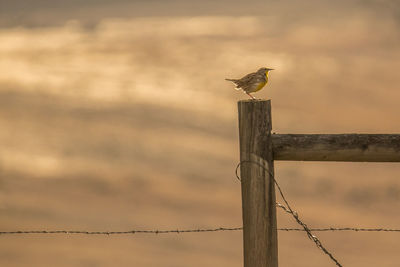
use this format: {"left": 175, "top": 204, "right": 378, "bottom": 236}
{"left": 0, "top": 0, "right": 399, "bottom": 28}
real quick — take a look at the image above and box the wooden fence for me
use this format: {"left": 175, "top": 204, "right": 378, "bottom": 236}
{"left": 237, "top": 99, "right": 400, "bottom": 267}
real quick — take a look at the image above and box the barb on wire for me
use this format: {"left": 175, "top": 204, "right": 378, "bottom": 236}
{"left": 236, "top": 160, "right": 343, "bottom": 267}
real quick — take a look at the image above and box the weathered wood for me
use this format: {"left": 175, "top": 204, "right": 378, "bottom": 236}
{"left": 272, "top": 134, "right": 400, "bottom": 162}
{"left": 238, "top": 100, "right": 278, "bottom": 267}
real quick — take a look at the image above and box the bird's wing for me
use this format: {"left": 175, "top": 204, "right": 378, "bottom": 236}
{"left": 252, "top": 74, "right": 266, "bottom": 83}
{"left": 241, "top": 72, "right": 266, "bottom": 91}
{"left": 230, "top": 72, "right": 254, "bottom": 88}
{"left": 239, "top": 72, "right": 257, "bottom": 84}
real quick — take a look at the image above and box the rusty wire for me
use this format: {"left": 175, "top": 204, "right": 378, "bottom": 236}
{"left": 1, "top": 227, "right": 400, "bottom": 236}
{"left": 0, "top": 162, "right": 398, "bottom": 267}
{"left": 236, "top": 160, "right": 343, "bottom": 267}
{"left": 279, "top": 227, "right": 400, "bottom": 232}
{"left": 0, "top": 227, "right": 242, "bottom": 235}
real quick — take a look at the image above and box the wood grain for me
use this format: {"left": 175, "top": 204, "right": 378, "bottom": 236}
{"left": 272, "top": 134, "right": 400, "bottom": 162}
{"left": 238, "top": 99, "right": 278, "bottom": 267}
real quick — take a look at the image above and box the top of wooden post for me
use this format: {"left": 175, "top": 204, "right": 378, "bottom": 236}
{"left": 238, "top": 99, "right": 271, "bottom": 103}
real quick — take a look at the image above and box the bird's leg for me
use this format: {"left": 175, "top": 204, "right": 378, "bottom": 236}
{"left": 246, "top": 92, "right": 256, "bottom": 100}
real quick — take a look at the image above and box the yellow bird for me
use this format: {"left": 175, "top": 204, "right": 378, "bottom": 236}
{"left": 226, "top": 67, "right": 274, "bottom": 99}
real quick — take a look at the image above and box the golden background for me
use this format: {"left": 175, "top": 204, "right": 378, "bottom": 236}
{"left": 1, "top": 1, "right": 400, "bottom": 266}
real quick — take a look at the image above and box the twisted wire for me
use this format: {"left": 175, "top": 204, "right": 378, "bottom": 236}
{"left": 236, "top": 160, "right": 343, "bottom": 267}
{"left": 1, "top": 227, "right": 400, "bottom": 235}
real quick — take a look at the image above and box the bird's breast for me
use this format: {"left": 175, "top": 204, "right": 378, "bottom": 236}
{"left": 253, "top": 81, "right": 267, "bottom": 92}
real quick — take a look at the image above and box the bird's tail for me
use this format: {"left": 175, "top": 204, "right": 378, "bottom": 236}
{"left": 225, "top": 78, "right": 241, "bottom": 90}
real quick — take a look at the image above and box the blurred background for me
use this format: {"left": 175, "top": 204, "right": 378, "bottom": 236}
{"left": 0, "top": 0, "right": 400, "bottom": 266}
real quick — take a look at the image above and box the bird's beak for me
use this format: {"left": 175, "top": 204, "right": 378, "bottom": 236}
{"left": 267, "top": 68, "right": 274, "bottom": 71}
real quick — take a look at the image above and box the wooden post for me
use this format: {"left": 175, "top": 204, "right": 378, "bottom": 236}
{"left": 238, "top": 99, "right": 278, "bottom": 267}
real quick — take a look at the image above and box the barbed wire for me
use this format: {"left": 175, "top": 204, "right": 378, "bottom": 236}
{"left": 280, "top": 227, "right": 400, "bottom": 232}
{"left": 1, "top": 227, "right": 400, "bottom": 236}
{"left": 1, "top": 161, "right": 399, "bottom": 267}
{"left": 0, "top": 227, "right": 241, "bottom": 235}
{"left": 236, "top": 160, "right": 343, "bottom": 267}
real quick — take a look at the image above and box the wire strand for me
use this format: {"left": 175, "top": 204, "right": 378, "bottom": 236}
{"left": 2, "top": 227, "right": 400, "bottom": 236}
{"left": 236, "top": 160, "right": 343, "bottom": 267}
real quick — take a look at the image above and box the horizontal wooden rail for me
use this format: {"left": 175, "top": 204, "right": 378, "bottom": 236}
{"left": 272, "top": 134, "right": 400, "bottom": 162}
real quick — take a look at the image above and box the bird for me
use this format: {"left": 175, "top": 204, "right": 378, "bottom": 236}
{"left": 226, "top": 67, "right": 274, "bottom": 99}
